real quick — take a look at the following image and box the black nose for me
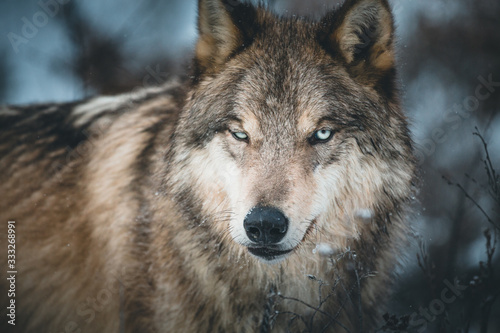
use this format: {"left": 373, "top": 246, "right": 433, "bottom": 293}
{"left": 244, "top": 206, "right": 288, "bottom": 245}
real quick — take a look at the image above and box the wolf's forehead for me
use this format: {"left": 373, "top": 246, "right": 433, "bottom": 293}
{"left": 232, "top": 61, "right": 347, "bottom": 129}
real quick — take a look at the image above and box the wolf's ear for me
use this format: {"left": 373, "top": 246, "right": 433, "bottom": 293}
{"left": 318, "top": 0, "right": 395, "bottom": 85}
{"left": 195, "top": 0, "right": 257, "bottom": 77}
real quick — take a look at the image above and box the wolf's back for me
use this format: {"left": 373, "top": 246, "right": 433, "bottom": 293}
{"left": 0, "top": 83, "right": 181, "bottom": 333}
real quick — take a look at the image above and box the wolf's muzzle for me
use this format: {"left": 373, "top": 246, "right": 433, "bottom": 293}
{"left": 244, "top": 206, "right": 288, "bottom": 245}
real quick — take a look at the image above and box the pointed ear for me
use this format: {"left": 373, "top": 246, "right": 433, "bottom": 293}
{"left": 195, "top": 0, "right": 257, "bottom": 77}
{"left": 318, "top": 0, "right": 395, "bottom": 85}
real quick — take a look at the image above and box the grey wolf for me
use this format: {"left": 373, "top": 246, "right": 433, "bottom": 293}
{"left": 0, "top": 0, "right": 416, "bottom": 331}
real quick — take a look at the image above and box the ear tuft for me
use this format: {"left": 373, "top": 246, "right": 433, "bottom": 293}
{"left": 318, "top": 0, "right": 395, "bottom": 84}
{"left": 195, "top": 0, "right": 257, "bottom": 77}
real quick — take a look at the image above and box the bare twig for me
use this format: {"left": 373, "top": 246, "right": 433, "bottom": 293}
{"left": 473, "top": 128, "right": 499, "bottom": 199}
{"left": 443, "top": 175, "right": 498, "bottom": 231}
{"left": 276, "top": 294, "right": 351, "bottom": 333}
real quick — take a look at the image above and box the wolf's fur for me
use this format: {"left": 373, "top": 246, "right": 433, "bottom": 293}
{"left": 0, "top": 0, "right": 416, "bottom": 332}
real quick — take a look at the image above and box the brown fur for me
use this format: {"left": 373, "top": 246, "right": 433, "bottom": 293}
{"left": 1, "top": 1, "right": 416, "bottom": 332}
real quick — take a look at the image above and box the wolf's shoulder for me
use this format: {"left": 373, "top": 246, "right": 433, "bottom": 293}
{"left": 0, "top": 79, "right": 184, "bottom": 173}
{"left": 1, "top": 79, "right": 184, "bottom": 132}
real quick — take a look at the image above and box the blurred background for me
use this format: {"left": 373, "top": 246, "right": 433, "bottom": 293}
{"left": 1, "top": 0, "right": 499, "bottom": 331}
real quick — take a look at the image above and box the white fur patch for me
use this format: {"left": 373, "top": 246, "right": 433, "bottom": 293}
{"left": 72, "top": 83, "right": 176, "bottom": 126}
{"left": 73, "top": 95, "right": 128, "bottom": 126}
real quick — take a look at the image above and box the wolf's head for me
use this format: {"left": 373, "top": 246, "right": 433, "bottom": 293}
{"left": 168, "top": 0, "right": 415, "bottom": 263}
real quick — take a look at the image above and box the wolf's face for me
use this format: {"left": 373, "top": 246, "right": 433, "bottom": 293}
{"left": 171, "top": 0, "right": 414, "bottom": 263}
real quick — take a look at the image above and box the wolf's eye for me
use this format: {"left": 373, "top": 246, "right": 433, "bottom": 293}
{"left": 310, "top": 129, "right": 334, "bottom": 144}
{"left": 231, "top": 131, "right": 249, "bottom": 142}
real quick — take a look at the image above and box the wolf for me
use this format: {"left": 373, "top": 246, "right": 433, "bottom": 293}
{"left": 0, "top": 0, "right": 416, "bottom": 332}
